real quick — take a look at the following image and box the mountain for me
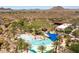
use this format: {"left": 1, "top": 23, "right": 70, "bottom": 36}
{"left": 50, "top": 6, "right": 64, "bottom": 10}
{"left": 0, "top": 7, "right": 13, "bottom": 12}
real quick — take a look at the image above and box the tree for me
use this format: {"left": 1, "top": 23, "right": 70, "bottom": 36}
{"left": 37, "top": 45, "right": 46, "bottom": 53}
{"left": 68, "top": 42, "right": 79, "bottom": 53}
{"left": 9, "top": 19, "right": 28, "bottom": 33}
{"left": 24, "top": 41, "right": 31, "bottom": 53}
{"left": 64, "top": 35, "right": 71, "bottom": 47}
{"left": 64, "top": 27, "right": 72, "bottom": 34}
{"left": 17, "top": 38, "right": 31, "bottom": 53}
{"left": 53, "top": 41, "right": 60, "bottom": 53}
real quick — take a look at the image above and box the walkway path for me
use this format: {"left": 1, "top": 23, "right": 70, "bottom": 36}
{"left": 70, "top": 28, "right": 79, "bottom": 35}
{"left": 69, "top": 27, "right": 79, "bottom": 40}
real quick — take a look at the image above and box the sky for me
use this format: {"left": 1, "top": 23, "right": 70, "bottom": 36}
{"left": 0, "top": 0, "right": 79, "bottom": 6}
{"left": 0, "top": 6, "right": 79, "bottom": 10}
{"left": 0, "top": 6, "right": 52, "bottom": 10}
{"left": 0, "top": 0, "right": 79, "bottom": 9}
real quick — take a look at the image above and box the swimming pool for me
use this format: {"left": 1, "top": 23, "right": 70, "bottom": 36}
{"left": 18, "top": 34, "right": 53, "bottom": 45}
{"left": 18, "top": 34, "right": 53, "bottom": 53}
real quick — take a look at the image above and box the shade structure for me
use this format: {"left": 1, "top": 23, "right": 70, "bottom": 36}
{"left": 47, "top": 33, "right": 58, "bottom": 41}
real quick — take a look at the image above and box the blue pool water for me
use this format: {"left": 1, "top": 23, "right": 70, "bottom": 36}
{"left": 31, "top": 38, "right": 52, "bottom": 45}
{"left": 18, "top": 34, "right": 53, "bottom": 46}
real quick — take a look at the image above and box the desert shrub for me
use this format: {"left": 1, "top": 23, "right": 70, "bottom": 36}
{"left": 64, "top": 27, "right": 72, "bottom": 34}
{"left": 0, "top": 27, "right": 3, "bottom": 34}
{"left": 72, "top": 29, "right": 79, "bottom": 38}
{"left": 68, "top": 42, "right": 79, "bottom": 53}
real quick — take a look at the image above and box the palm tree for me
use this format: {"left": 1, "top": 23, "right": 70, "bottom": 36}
{"left": 17, "top": 38, "right": 31, "bottom": 53}
{"left": 24, "top": 41, "right": 31, "bottom": 53}
{"left": 53, "top": 41, "right": 60, "bottom": 53}
{"left": 37, "top": 45, "right": 46, "bottom": 53}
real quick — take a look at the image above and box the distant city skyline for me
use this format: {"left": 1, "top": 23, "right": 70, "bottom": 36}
{"left": 0, "top": 6, "right": 79, "bottom": 10}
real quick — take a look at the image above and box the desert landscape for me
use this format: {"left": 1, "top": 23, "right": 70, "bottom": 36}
{"left": 0, "top": 6, "right": 79, "bottom": 53}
